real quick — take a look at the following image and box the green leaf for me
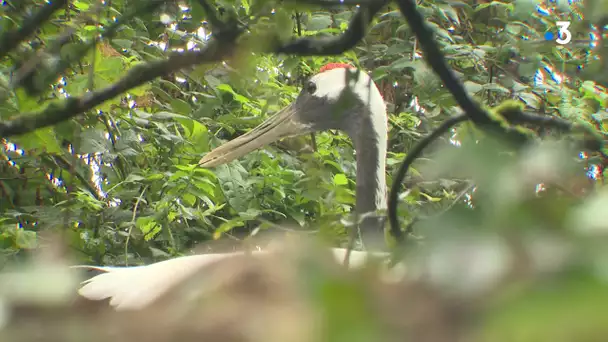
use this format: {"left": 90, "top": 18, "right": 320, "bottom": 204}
{"left": 275, "top": 11, "right": 294, "bottom": 40}
{"left": 125, "top": 174, "right": 145, "bottom": 183}
{"left": 464, "top": 81, "right": 484, "bottom": 94}
{"left": 190, "top": 0, "right": 205, "bottom": 22}
{"left": 14, "top": 230, "right": 38, "bottom": 249}
{"left": 216, "top": 84, "right": 250, "bottom": 104}
{"left": 112, "top": 39, "right": 133, "bottom": 50}
{"left": 175, "top": 117, "right": 209, "bottom": 153}
{"left": 308, "top": 14, "right": 332, "bottom": 31}
{"left": 213, "top": 218, "right": 245, "bottom": 239}
{"left": 389, "top": 58, "right": 414, "bottom": 71}
{"left": 240, "top": 208, "right": 261, "bottom": 220}
{"left": 333, "top": 173, "right": 349, "bottom": 186}
{"left": 80, "top": 128, "right": 111, "bottom": 154}
{"left": 171, "top": 99, "right": 192, "bottom": 115}
{"left": 73, "top": 1, "right": 90, "bottom": 11}
{"left": 512, "top": 0, "right": 536, "bottom": 19}
{"left": 95, "top": 55, "right": 124, "bottom": 83}
{"left": 130, "top": 82, "right": 150, "bottom": 97}
{"left": 136, "top": 217, "right": 161, "bottom": 241}
{"left": 146, "top": 173, "right": 164, "bottom": 181}
{"left": 482, "top": 83, "right": 510, "bottom": 93}
{"left": 13, "top": 127, "right": 62, "bottom": 154}
{"left": 182, "top": 193, "right": 196, "bottom": 206}
{"left": 438, "top": 5, "right": 460, "bottom": 25}
{"left": 204, "top": 75, "right": 222, "bottom": 90}
{"left": 14, "top": 88, "right": 40, "bottom": 112}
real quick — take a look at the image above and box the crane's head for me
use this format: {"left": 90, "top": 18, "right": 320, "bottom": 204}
{"left": 198, "top": 63, "right": 386, "bottom": 167}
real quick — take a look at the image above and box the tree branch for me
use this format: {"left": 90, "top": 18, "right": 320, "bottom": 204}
{"left": 0, "top": 0, "right": 68, "bottom": 59}
{"left": 12, "top": 0, "right": 166, "bottom": 95}
{"left": 394, "top": 0, "right": 530, "bottom": 145}
{"left": 0, "top": 0, "right": 387, "bottom": 138}
{"left": 395, "top": 0, "right": 489, "bottom": 125}
{"left": 386, "top": 106, "right": 605, "bottom": 243}
{"left": 0, "top": 29, "right": 241, "bottom": 137}
{"left": 387, "top": 114, "right": 469, "bottom": 243}
{"left": 276, "top": 0, "right": 389, "bottom": 55}
{"left": 195, "top": 0, "right": 228, "bottom": 31}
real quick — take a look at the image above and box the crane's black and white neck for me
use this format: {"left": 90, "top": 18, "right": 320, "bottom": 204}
{"left": 199, "top": 63, "right": 389, "bottom": 250}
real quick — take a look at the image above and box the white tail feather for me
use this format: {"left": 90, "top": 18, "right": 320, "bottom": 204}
{"left": 77, "top": 248, "right": 403, "bottom": 310}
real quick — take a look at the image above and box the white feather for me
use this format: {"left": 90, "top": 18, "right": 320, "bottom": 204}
{"left": 76, "top": 248, "right": 404, "bottom": 311}
{"left": 77, "top": 252, "right": 256, "bottom": 310}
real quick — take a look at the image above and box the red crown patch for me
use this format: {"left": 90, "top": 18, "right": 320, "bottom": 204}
{"left": 319, "top": 63, "right": 355, "bottom": 73}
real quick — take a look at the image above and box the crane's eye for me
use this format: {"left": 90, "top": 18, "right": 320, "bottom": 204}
{"left": 305, "top": 81, "right": 317, "bottom": 94}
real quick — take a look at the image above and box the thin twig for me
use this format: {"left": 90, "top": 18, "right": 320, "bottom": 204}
{"left": 125, "top": 185, "right": 149, "bottom": 266}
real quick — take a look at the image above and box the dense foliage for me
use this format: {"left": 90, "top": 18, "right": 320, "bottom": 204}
{"left": 1, "top": 0, "right": 608, "bottom": 340}
{"left": 0, "top": 0, "right": 606, "bottom": 259}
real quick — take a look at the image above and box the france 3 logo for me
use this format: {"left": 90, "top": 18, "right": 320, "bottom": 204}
{"left": 539, "top": 0, "right": 584, "bottom": 46}
{"left": 544, "top": 21, "right": 572, "bottom": 45}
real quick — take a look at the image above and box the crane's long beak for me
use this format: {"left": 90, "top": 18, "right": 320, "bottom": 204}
{"left": 198, "top": 103, "right": 311, "bottom": 167}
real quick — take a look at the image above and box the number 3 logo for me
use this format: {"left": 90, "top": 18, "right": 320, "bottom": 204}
{"left": 556, "top": 21, "right": 572, "bottom": 45}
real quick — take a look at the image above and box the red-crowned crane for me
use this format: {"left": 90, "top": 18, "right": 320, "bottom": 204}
{"left": 76, "top": 63, "right": 400, "bottom": 311}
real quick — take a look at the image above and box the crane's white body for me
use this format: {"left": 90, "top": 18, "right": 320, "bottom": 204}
{"left": 77, "top": 248, "right": 404, "bottom": 311}
{"left": 76, "top": 65, "right": 396, "bottom": 311}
